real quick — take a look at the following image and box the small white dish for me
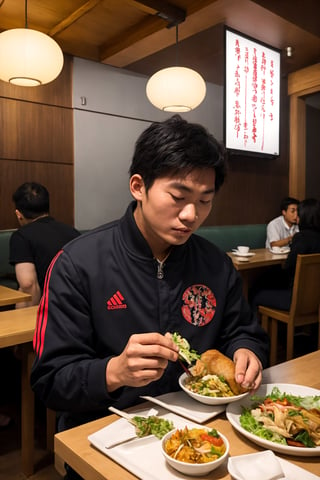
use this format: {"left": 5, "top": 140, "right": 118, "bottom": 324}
{"left": 235, "top": 257, "right": 250, "bottom": 262}
{"left": 228, "top": 450, "right": 320, "bottom": 480}
{"left": 227, "top": 450, "right": 284, "bottom": 480}
{"left": 270, "top": 247, "right": 290, "bottom": 255}
{"left": 179, "top": 373, "right": 249, "bottom": 405}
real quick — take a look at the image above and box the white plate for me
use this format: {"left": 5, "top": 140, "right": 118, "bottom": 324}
{"left": 232, "top": 251, "right": 256, "bottom": 257}
{"left": 179, "top": 372, "right": 249, "bottom": 405}
{"left": 140, "top": 391, "right": 225, "bottom": 423}
{"left": 226, "top": 383, "right": 320, "bottom": 456}
{"left": 228, "top": 451, "right": 320, "bottom": 480}
{"left": 270, "top": 248, "right": 290, "bottom": 254}
{"left": 88, "top": 409, "right": 217, "bottom": 480}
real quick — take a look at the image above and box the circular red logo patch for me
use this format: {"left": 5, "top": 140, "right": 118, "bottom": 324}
{"left": 181, "top": 284, "right": 216, "bottom": 326}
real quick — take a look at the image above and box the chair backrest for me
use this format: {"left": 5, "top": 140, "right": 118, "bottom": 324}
{"left": 290, "top": 253, "right": 320, "bottom": 316}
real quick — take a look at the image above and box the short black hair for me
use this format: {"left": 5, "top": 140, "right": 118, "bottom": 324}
{"left": 280, "top": 196, "right": 299, "bottom": 212}
{"left": 13, "top": 182, "right": 50, "bottom": 219}
{"left": 129, "top": 115, "right": 227, "bottom": 192}
{"left": 298, "top": 198, "right": 320, "bottom": 231}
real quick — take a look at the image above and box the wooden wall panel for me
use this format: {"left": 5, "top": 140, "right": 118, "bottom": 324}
{"left": 0, "top": 160, "right": 75, "bottom": 228}
{"left": 0, "top": 56, "right": 73, "bottom": 107}
{"left": 288, "top": 63, "right": 320, "bottom": 96}
{"left": 288, "top": 63, "right": 320, "bottom": 200}
{"left": 0, "top": 98, "right": 73, "bottom": 163}
{"left": 205, "top": 162, "right": 288, "bottom": 226}
{"left": 204, "top": 84, "right": 290, "bottom": 226}
{"left": 306, "top": 105, "right": 320, "bottom": 198}
{"left": 0, "top": 55, "right": 74, "bottom": 229}
{"left": 289, "top": 95, "right": 306, "bottom": 199}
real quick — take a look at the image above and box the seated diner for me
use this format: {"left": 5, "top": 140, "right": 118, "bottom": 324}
{"left": 30, "top": 116, "right": 269, "bottom": 479}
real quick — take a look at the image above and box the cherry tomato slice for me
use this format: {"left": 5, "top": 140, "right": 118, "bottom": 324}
{"left": 200, "top": 433, "right": 223, "bottom": 446}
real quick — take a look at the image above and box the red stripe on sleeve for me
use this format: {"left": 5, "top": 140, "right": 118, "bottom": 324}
{"left": 33, "top": 250, "right": 64, "bottom": 358}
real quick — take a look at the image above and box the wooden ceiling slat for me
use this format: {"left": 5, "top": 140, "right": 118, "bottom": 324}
{"left": 125, "top": 0, "right": 163, "bottom": 15}
{"left": 49, "top": 0, "right": 103, "bottom": 37}
{"left": 99, "top": 15, "right": 167, "bottom": 62}
{"left": 0, "top": 0, "right": 319, "bottom": 77}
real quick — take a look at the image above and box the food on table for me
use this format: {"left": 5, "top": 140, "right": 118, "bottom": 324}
{"left": 240, "top": 386, "right": 320, "bottom": 448}
{"left": 132, "top": 415, "right": 174, "bottom": 439}
{"left": 170, "top": 332, "right": 200, "bottom": 365}
{"left": 169, "top": 336, "right": 246, "bottom": 397}
{"left": 184, "top": 373, "right": 237, "bottom": 398}
{"left": 163, "top": 427, "right": 226, "bottom": 463}
{"left": 109, "top": 406, "right": 174, "bottom": 440}
{"left": 188, "top": 349, "right": 248, "bottom": 396}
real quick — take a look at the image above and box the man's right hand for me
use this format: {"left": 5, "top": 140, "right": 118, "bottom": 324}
{"left": 106, "top": 332, "right": 179, "bottom": 392}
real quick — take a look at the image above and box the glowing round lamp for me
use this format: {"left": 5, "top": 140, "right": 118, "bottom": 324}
{"left": 146, "top": 66, "right": 206, "bottom": 112}
{"left": 0, "top": 28, "right": 64, "bottom": 86}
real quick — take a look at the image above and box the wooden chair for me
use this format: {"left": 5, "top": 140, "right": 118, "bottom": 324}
{"left": 259, "top": 253, "right": 320, "bottom": 366}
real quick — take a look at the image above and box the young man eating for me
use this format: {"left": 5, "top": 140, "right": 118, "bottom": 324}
{"left": 31, "top": 115, "right": 269, "bottom": 448}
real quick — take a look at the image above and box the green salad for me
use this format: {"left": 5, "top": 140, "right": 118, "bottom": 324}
{"left": 239, "top": 387, "right": 320, "bottom": 448}
{"left": 132, "top": 415, "right": 174, "bottom": 439}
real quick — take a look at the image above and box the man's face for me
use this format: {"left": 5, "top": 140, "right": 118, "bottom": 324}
{"left": 131, "top": 168, "right": 216, "bottom": 257}
{"left": 282, "top": 204, "right": 298, "bottom": 226}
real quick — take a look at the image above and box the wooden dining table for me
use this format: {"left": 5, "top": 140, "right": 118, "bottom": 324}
{"left": 0, "top": 305, "right": 55, "bottom": 477}
{"left": 54, "top": 349, "right": 320, "bottom": 480}
{"left": 0, "top": 284, "right": 32, "bottom": 307}
{"left": 227, "top": 248, "right": 288, "bottom": 298}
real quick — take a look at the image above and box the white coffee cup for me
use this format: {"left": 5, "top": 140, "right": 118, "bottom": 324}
{"left": 237, "top": 246, "right": 250, "bottom": 254}
{"left": 272, "top": 246, "right": 281, "bottom": 253}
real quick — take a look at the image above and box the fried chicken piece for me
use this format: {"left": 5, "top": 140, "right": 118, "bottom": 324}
{"left": 190, "top": 349, "right": 247, "bottom": 395}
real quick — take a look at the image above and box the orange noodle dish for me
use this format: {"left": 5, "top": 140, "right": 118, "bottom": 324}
{"left": 164, "top": 427, "right": 226, "bottom": 464}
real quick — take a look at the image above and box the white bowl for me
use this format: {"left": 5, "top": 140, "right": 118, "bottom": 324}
{"left": 179, "top": 372, "right": 249, "bottom": 405}
{"left": 161, "top": 427, "right": 229, "bottom": 476}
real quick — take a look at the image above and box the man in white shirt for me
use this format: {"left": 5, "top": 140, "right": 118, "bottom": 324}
{"left": 265, "top": 197, "right": 299, "bottom": 249}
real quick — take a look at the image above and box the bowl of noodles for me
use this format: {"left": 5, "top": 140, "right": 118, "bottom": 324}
{"left": 161, "top": 426, "right": 229, "bottom": 476}
{"left": 179, "top": 372, "right": 249, "bottom": 405}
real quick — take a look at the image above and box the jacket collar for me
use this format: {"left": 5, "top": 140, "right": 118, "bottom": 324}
{"left": 119, "top": 201, "right": 187, "bottom": 263}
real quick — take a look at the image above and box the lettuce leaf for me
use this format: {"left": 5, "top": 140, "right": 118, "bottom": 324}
{"left": 250, "top": 386, "right": 320, "bottom": 409}
{"left": 239, "top": 408, "right": 287, "bottom": 445}
{"left": 171, "top": 332, "right": 200, "bottom": 365}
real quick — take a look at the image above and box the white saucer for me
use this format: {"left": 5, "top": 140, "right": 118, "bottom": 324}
{"left": 232, "top": 251, "right": 256, "bottom": 257}
{"left": 270, "top": 248, "right": 290, "bottom": 255}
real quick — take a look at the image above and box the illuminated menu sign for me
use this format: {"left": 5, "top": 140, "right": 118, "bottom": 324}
{"left": 225, "top": 28, "right": 280, "bottom": 156}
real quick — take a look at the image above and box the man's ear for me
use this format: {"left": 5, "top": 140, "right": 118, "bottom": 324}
{"left": 15, "top": 209, "right": 24, "bottom": 222}
{"left": 129, "top": 174, "right": 145, "bottom": 201}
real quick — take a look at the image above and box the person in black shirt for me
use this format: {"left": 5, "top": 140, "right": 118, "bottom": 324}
{"left": 9, "top": 182, "right": 80, "bottom": 307}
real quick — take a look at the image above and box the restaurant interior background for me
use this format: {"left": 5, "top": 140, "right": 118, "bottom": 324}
{"left": 1, "top": 0, "right": 320, "bottom": 231}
